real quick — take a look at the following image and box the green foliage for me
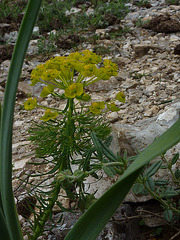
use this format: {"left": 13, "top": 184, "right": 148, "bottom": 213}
{"left": 37, "top": 33, "right": 57, "bottom": 54}
{"left": 135, "top": 18, "right": 150, "bottom": 27}
{"left": 165, "top": 0, "right": 180, "bottom": 5}
{"left": 65, "top": 119, "right": 180, "bottom": 240}
{"left": 134, "top": 0, "right": 151, "bottom": 7}
{"left": 93, "top": 45, "right": 111, "bottom": 55}
{"left": 0, "top": 0, "right": 27, "bottom": 20}
{"left": 109, "top": 27, "right": 131, "bottom": 39}
{"left": 21, "top": 49, "right": 125, "bottom": 238}
{"left": 37, "top": 0, "right": 129, "bottom": 35}
{"left": 37, "top": 0, "right": 71, "bottom": 33}
{"left": 133, "top": 152, "right": 180, "bottom": 223}
{"left": 0, "top": 1, "right": 43, "bottom": 239}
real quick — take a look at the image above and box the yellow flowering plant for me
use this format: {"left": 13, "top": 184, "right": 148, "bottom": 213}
{"left": 24, "top": 50, "right": 125, "bottom": 118}
{"left": 23, "top": 50, "right": 126, "bottom": 238}
{"left": 1, "top": 2, "right": 179, "bottom": 239}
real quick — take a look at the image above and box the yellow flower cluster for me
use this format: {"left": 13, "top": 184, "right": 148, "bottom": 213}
{"left": 30, "top": 50, "right": 118, "bottom": 99}
{"left": 24, "top": 50, "right": 125, "bottom": 121}
{"left": 40, "top": 109, "right": 59, "bottom": 121}
{"left": 65, "top": 83, "right": 83, "bottom": 98}
{"left": 24, "top": 98, "right": 37, "bottom": 110}
{"left": 89, "top": 102, "right": 105, "bottom": 114}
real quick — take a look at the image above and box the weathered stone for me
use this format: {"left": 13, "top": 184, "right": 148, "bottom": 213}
{"left": 112, "top": 102, "right": 180, "bottom": 152}
{"left": 86, "top": 77, "right": 120, "bottom": 92}
{"left": 65, "top": 7, "right": 81, "bottom": 16}
{"left": 18, "top": 81, "right": 32, "bottom": 96}
{"left": 4, "top": 31, "right": 18, "bottom": 43}
{"left": 133, "top": 44, "right": 160, "bottom": 57}
{"left": 143, "top": 14, "right": 180, "bottom": 33}
{"left": 125, "top": 12, "right": 140, "bottom": 20}
{"left": 122, "top": 79, "right": 138, "bottom": 89}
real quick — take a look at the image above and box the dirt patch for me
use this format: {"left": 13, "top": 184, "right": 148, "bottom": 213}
{"left": 174, "top": 44, "right": 180, "bottom": 55}
{"left": 56, "top": 34, "right": 82, "bottom": 49}
{"left": 0, "top": 44, "right": 14, "bottom": 63}
{"left": 0, "top": 15, "right": 23, "bottom": 35}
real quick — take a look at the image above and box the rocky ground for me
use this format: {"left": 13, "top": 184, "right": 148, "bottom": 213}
{"left": 0, "top": 0, "right": 180, "bottom": 239}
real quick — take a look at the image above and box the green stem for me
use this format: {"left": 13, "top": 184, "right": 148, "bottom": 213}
{"left": 31, "top": 182, "right": 61, "bottom": 240}
{"left": 138, "top": 178, "right": 180, "bottom": 214}
{"left": 161, "top": 154, "right": 179, "bottom": 185}
{"left": 85, "top": 77, "right": 99, "bottom": 86}
{"left": 102, "top": 162, "right": 124, "bottom": 167}
{"left": 168, "top": 167, "right": 179, "bottom": 185}
{"left": 37, "top": 104, "right": 63, "bottom": 113}
{"left": 32, "top": 98, "right": 76, "bottom": 238}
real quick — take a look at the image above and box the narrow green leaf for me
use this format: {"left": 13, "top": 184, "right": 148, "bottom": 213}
{"left": 146, "top": 177, "right": 155, "bottom": 191}
{"left": 174, "top": 169, "right": 180, "bottom": 179}
{"left": 163, "top": 209, "right": 173, "bottom": 222}
{"left": 98, "top": 138, "right": 118, "bottom": 162}
{"left": 0, "top": 1, "right": 42, "bottom": 239}
{"left": 144, "top": 160, "right": 162, "bottom": 177}
{"left": 0, "top": 208, "right": 10, "bottom": 240}
{"left": 161, "top": 190, "right": 178, "bottom": 198}
{"left": 155, "top": 179, "right": 168, "bottom": 186}
{"left": 83, "top": 148, "right": 94, "bottom": 171}
{"left": 91, "top": 131, "right": 103, "bottom": 161}
{"left": 102, "top": 166, "right": 115, "bottom": 177}
{"left": 132, "top": 183, "right": 145, "bottom": 195}
{"left": 65, "top": 119, "right": 180, "bottom": 240}
{"left": 104, "top": 135, "right": 113, "bottom": 147}
{"left": 0, "top": 193, "right": 10, "bottom": 239}
{"left": 171, "top": 153, "right": 179, "bottom": 166}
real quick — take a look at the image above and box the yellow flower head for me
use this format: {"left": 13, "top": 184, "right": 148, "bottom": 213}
{"left": 30, "top": 64, "right": 46, "bottom": 86}
{"left": 95, "top": 68, "right": 110, "bottom": 80}
{"left": 65, "top": 83, "right": 83, "bottom": 98}
{"left": 45, "top": 56, "right": 66, "bottom": 71}
{"left": 103, "top": 59, "right": 117, "bottom": 68}
{"left": 40, "top": 109, "right": 58, "bottom": 121}
{"left": 116, "top": 92, "right": 125, "bottom": 103}
{"left": 81, "top": 64, "right": 97, "bottom": 77}
{"left": 107, "top": 102, "right": 120, "bottom": 112}
{"left": 95, "top": 59, "right": 118, "bottom": 80}
{"left": 104, "top": 65, "right": 118, "bottom": 77}
{"left": 101, "top": 59, "right": 118, "bottom": 78}
{"left": 41, "top": 69, "right": 60, "bottom": 82}
{"left": 24, "top": 98, "right": 37, "bottom": 110}
{"left": 68, "top": 52, "right": 81, "bottom": 60}
{"left": 40, "top": 85, "right": 54, "bottom": 97}
{"left": 80, "top": 50, "right": 102, "bottom": 64}
{"left": 89, "top": 101, "right": 105, "bottom": 114}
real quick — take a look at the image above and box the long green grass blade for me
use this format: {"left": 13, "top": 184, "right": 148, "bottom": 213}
{"left": 0, "top": 1, "right": 42, "bottom": 239}
{"left": 0, "top": 208, "right": 10, "bottom": 240}
{"left": 65, "top": 119, "right": 180, "bottom": 240}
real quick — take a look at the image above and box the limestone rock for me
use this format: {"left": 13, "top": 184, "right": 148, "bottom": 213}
{"left": 86, "top": 77, "right": 120, "bottom": 92}
{"left": 4, "top": 31, "right": 18, "bottom": 43}
{"left": 112, "top": 101, "right": 180, "bottom": 152}
{"left": 133, "top": 44, "right": 160, "bottom": 57}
